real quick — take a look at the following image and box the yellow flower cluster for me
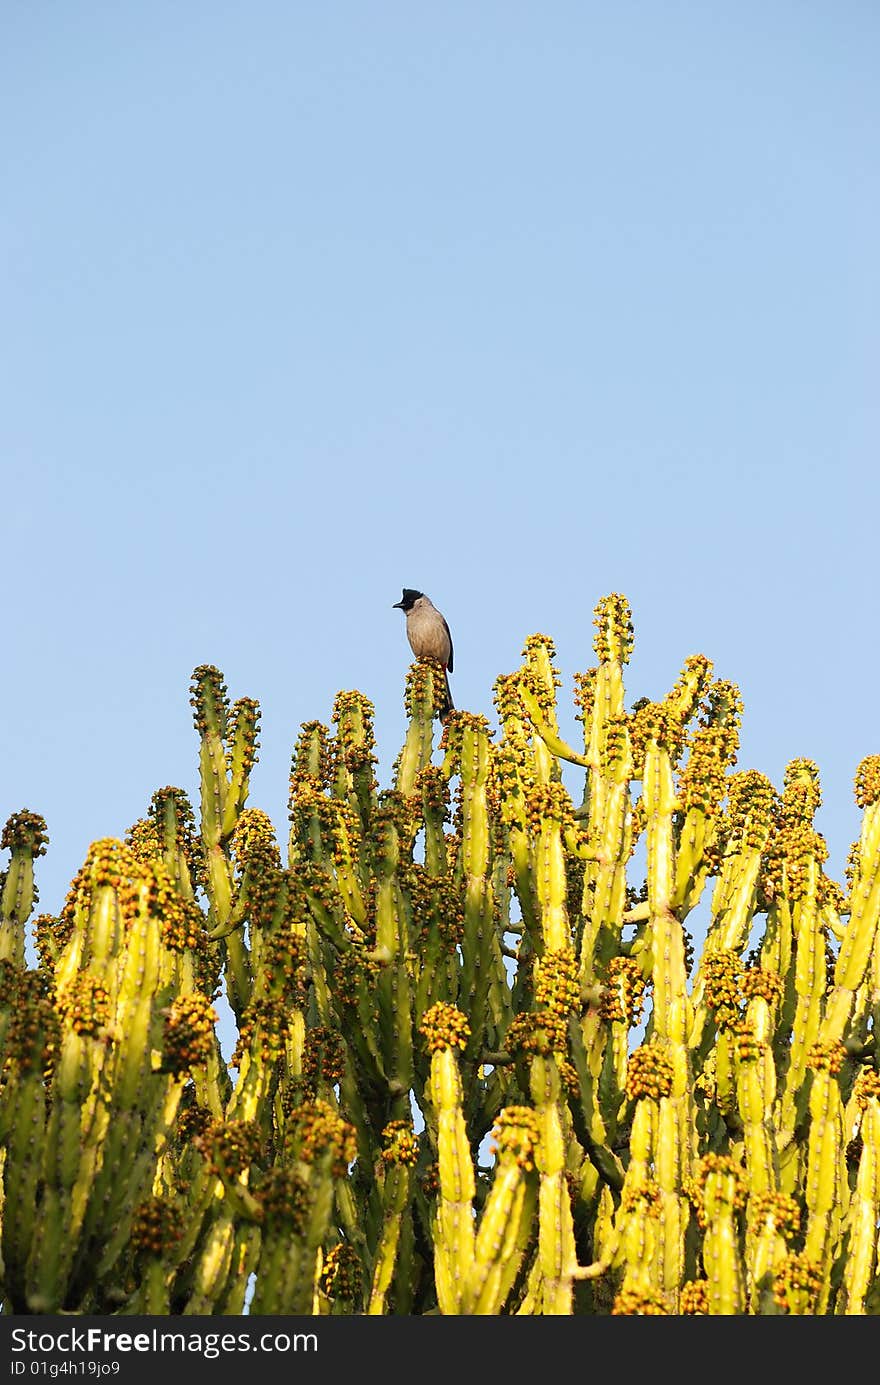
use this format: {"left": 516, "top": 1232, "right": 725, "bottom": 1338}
{"left": 56, "top": 974, "right": 111, "bottom": 1039}
{"left": 419, "top": 1001, "right": 471, "bottom": 1054}
{"left": 490, "top": 1106, "right": 541, "bottom": 1171}
{"left": 625, "top": 1045, "right": 674, "bottom": 1102}
{"left": 380, "top": 1119, "right": 420, "bottom": 1168}
{"left": 129, "top": 1196, "right": 183, "bottom": 1256}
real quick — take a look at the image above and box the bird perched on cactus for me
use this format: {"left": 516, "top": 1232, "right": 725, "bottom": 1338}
{"left": 393, "top": 588, "right": 455, "bottom": 721}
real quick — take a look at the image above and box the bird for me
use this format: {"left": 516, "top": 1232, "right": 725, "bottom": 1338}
{"left": 393, "top": 588, "right": 455, "bottom": 721}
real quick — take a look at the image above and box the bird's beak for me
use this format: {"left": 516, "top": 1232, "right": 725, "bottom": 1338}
{"left": 392, "top": 601, "right": 403, "bottom": 609}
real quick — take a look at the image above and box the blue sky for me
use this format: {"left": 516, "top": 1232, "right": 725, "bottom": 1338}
{"left": 2, "top": 3, "right": 878, "bottom": 940}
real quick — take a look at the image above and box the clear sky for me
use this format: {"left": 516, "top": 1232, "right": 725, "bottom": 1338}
{"left": 2, "top": 4, "right": 878, "bottom": 940}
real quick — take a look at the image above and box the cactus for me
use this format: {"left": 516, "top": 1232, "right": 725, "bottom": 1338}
{"left": 1, "top": 601, "right": 879, "bottom": 1315}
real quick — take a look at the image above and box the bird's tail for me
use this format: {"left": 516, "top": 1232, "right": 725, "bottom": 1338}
{"left": 440, "top": 669, "right": 455, "bottom": 724}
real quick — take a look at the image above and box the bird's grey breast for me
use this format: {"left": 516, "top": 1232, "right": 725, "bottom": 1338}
{"left": 406, "top": 601, "right": 451, "bottom": 664}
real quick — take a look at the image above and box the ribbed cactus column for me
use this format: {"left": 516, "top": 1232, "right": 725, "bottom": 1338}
{"left": 445, "top": 713, "right": 498, "bottom": 1071}
{"left": 331, "top": 690, "right": 379, "bottom": 837}
{"left": 253, "top": 1101, "right": 356, "bottom": 1315}
{"left": 420, "top": 1002, "right": 475, "bottom": 1314}
{"left": 819, "top": 756, "right": 880, "bottom": 1048}
{"left": 514, "top": 634, "right": 568, "bottom": 787}
{"left": 372, "top": 797, "right": 414, "bottom": 1112}
{"left": 608, "top": 1044, "right": 676, "bottom": 1313}
{"left": 182, "top": 1118, "right": 262, "bottom": 1314}
{"left": 366, "top": 1119, "right": 419, "bottom": 1314}
{"left": 0, "top": 811, "right": 48, "bottom": 966}
{"left": 493, "top": 672, "right": 541, "bottom": 943}
{"left": 637, "top": 703, "right": 693, "bottom": 1308}
{"left": 693, "top": 1154, "right": 746, "bottom": 1315}
{"left": 746, "top": 1192, "right": 801, "bottom": 1313}
{"left": 801, "top": 1043, "right": 847, "bottom": 1310}
{"left": 395, "top": 661, "right": 445, "bottom": 798}
{"left": 189, "top": 666, "right": 261, "bottom": 1019}
{"left": 528, "top": 1051, "right": 578, "bottom": 1315}
{"left": 776, "top": 760, "right": 829, "bottom": 1165}
{"left": 0, "top": 972, "right": 56, "bottom": 1311}
{"left": 461, "top": 1107, "right": 539, "bottom": 1314}
{"left": 735, "top": 969, "right": 785, "bottom": 1299}
{"left": 1, "top": 839, "right": 207, "bottom": 1312}
{"left": 27, "top": 973, "right": 111, "bottom": 1311}
{"left": 735, "top": 972, "right": 784, "bottom": 1196}
{"left": 840, "top": 1070, "right": 880, "bottom": 1313}
{"left": 71, "top": 846, "right": 188, "bottom": 1300}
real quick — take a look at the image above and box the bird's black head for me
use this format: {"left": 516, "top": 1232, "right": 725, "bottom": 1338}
{"left": 393, "top": 588, "right": 423, "bottom": 611}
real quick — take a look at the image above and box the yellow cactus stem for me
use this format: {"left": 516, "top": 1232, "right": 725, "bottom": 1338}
{"left": 578, "top": 602, "right": 633, "bottom": 964}
{"left": 612, "top": 1177, "right": 663, "bottom": 1300}
{"left": 420, "top": 1003, "right": 475, "bottom": 1313}
{"left": 746, "top": 1191, "right": 801, "bottom": 1314}
{"left": 0, "top": 974, "right": 57, "bottom": 1310}
{"left": 414, "top": 764, "right": 451, "bottom": 875}
{"left": 819, "top": 756, "right": 880, "bottom": 1046}
{"left": 366, "top": 1120, "right": 419, "bottom": 1315}
{"left": 288, "top": 784, "right": 367, "bottom": 933}
{"left": 692, "top": 1153, "right": 747, "bottom": 1315}
{"left": 621, "top": 1045, "right": 674, "bottom": 1282}
{"left": 223, "top": 696, "right": 261, "bottom": 831}
{"left": 741, "top": 964, "right": 785, "bottom": 1042}
{"left": 578, "top": 714, "right": 632, "bottom": 1010}
{"left": 640, "top": 709, "right": 690, "bottom": 1043}
{"left": 525, "top": 781, "right": 574, "bottom": 955}
{"left": 189, "top": 664, "right": 231, "bottom": 845}
{"left": 68, "top": 864, "right": 184, "bottom": 1277}
{"left": 688, "top": 771, "right": 775, "bottom": 1035}
{"left": 189, "top": 671, "right": 261, "bottom": 1003}
{"left": 395, "top": 661, "right": 443, "bottom": 797}
{"left": 638, "top": 706, "right": 696, "bottom": 1308}
{"left": 370, "top": 800, "right": 415, "bottom": 1095}
{"left": 492, "top": 679, "right": 542, "bottom": 939}
{"left": 25, "top": 975, "right": 112, "bottom": 1311}
{"left": 530, "top": 1053, "right": 578, "bottom": 1315}
{"left": 330, "top": 689, "right": 379, "bottom": 831}
{"left": 0, "top": 810, "right": 49, "bottom": 966}
{"left": 802, "top": 1042, "right": 848, "bottom": 1305}
{"left": 451, "top": 712, "right": 493, "bottom": 883}
{"left": 227, "top": 996, "right": 293, "bottom": 1121}
{"left": 247, "top": 1167, "right": 310, "bottom": 1315}
{"left": 516, "top": 635, "right": 589, "bottom": 778}
{"left": 460, "top": 1106, "right": 539, "bottom": 1314}
{"left": 182, "top": 1210, "right": 240, "bottom": 1314}
{"left": 840, "top": 1071, "right": 880, "bottom": 1313}
{"left": 52, "top": 839, "right": 129, "bottom": 984}
{"left": 589, "top": 595, "right": 633, "bottom": 758}
{"left": 449, "top": 713, "right": 497, "bottom": 1061}
{"left": 146, "top": 785, "right": 203, "bottom": 900}
{"left": 733, "top": 1025, "right": 778, "bottom": 1196}
{"left": 777, "top": 761, "right": 830, "bottom": 1148}
{"left": 272, "top": 1101, "right": 357, "bottom": 1315}
{"left": 126, "top": 1195, "right": 184, "bottom": 1314}
{"left": 671, "top": 712, "right": 729, "bottom": 916}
